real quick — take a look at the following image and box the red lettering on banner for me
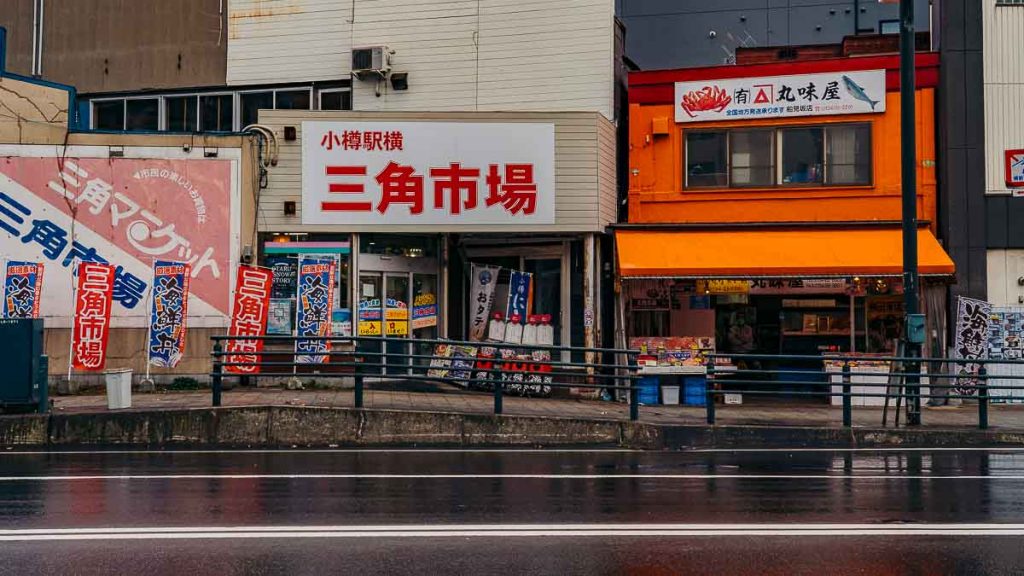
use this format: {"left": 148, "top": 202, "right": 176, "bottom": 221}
{"left": 430, "top": 162, "right": 480, "bottom": 215}
{"left": 375, "top": 161, "right": 424, "bottom": 214}
{"left": 71, "top": 262, "right": 115, "bottom": 371}
{"left": 322, "top": 165, "right": 372, "bottom": 212}
{"left": 225, "top": 265, "right": 273, "bottom": 374}
{"left": 485, "top": 163, "right": 538, "bottom": 215}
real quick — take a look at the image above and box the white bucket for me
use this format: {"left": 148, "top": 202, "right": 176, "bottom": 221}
{"left": 662, "top": 385, "right": 680, "bottom": 405}
{"left": 104, "top": 368, "right": 133, "bottom": 410}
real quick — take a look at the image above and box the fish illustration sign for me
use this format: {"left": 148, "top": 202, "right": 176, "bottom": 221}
{"left": 674, "top": 70, "right": 886, "bottom": 123}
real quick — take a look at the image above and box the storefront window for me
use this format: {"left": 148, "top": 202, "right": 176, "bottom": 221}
{"left": 260, "top": 233, "right": 351, "bottom": 337}
{"left": 730, "top": 129, "right": 775, "bottom": 187}
{"left": 826, "top": 124, "right": 872, "bottom": 185}
{"left": 360, "top": 233, "right": 437, "bottom": 258}
{"left": 781, "top": 127, "right": 824, "bottom": 184}
{"left": 685, "top": 131, "right": 728, "bottom": 188}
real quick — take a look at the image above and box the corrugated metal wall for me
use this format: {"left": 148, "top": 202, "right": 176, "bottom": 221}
{"left": 227, "top": 0, "right": 615, "bottom": 119}
{"left": 984, "top": 0, "right": 1024, "bottom": 195}
{"left": 256, "top": 109, "right": 617, "bottom": 233}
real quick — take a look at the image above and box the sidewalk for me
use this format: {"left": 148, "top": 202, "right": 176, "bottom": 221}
{"left": 50, "top": 385, "right": 1024, "bottom": 431}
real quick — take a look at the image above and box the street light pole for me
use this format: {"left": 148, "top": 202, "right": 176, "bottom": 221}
{"left": 899, "top": 0, "right": 922, "bottom": 425}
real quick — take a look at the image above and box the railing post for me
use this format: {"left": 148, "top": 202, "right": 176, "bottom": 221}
{"left": 354, "top": 362, "right": 364, "bottom": 409}
{"left": 212, "top": 340, "right": 223, "bottom": 408}
{"left": 978, "top": 366, "right": 988, "bottom": 430}
{"left": 842, "top": 362, "right": 852, "bottom": 428}
{"left": 629, "top": 371, "right": 639, "bottom": 421}
{"left": 493, "top": 366, "right": 503, "bottom": 415}
{"left": 706, "top": 361, "right": 716, "bottom": 425}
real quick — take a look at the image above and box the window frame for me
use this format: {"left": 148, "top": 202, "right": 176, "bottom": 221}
{"left": 318, "top": 87, "right": 353, "bottom": 111}
{"left": 682, "top": 122, "right": 873, "bottom": 191}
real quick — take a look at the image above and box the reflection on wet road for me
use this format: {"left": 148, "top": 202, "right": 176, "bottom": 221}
{"left": 1, "top": 448, "right": 1023, "bottom": 574}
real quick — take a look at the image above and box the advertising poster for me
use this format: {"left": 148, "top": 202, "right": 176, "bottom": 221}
{"left": 953, "top": 296, "right": 992, "bottom": 395}
{"left": 294, "top": 257, "right": 335, "bottom": 364}
{"left": 505, "top": 271, "right": 532, "bottom": 324}
{"left": 224, "top": 265, "right": 273, "bottom": 374}
{"left": 675, "top": 70, "right": 886, "bottom": 123}
{"left": 302, "top": 122, "right": 555, "bottom": 226}
{"left": 412, "top": 292, "right": 438, "bottom": 330}
{"left": 71, "top": 262, "right": 115, "bottom": 371}
{"left": 266, "top": 256, "right": 298, "bottom": 299}
{"left": 3, "top": 261, "right": 44, "bottom": 318}
{"left": 267, "top": 299, "right": 294, "bottom": 335}
{"left": 358, "top": 298, "right": 383, "bottom": 336}
{"left": 468, "top": 264, "right": 499, "bottom": 341}
{"left": 147, "top": 260, "right": 191, "bottom": 368}
{"left": 0, "top": 148, "right": 238, "bottom": 327}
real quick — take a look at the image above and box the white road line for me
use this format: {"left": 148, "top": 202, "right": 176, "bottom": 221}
{"left": 3, "top": 524, "right": 1024, "bottom": 541}
{"left": 689, "top": 447, "right": 1024, "bottom": 453}
{"left": 0, "top": 473, "right": 1020, "bottom": 481}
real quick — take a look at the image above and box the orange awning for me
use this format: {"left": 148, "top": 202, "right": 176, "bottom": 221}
{"left": 616, "top": 228, "right": 955, "bottom": 278}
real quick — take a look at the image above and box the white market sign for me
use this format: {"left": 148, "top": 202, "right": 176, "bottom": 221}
{"left": 301, "top": 121, "right": 555, "bottom": 225}
{"left": 674, "top": 70, "right": 886, "bottom": 123}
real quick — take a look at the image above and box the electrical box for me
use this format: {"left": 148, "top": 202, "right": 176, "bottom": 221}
{"left": 0, "top": 318, "right": 47, "bottom": 413}
{"left": 905, "top": 313, "right": 926, "bottom": 345}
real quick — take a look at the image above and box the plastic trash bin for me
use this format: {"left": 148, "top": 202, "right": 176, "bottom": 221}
{"left": 104, "top": 368, "right": 132, "bottom": 409}
{"left": 662, "top": 385, "right": 680, "bottom": 405}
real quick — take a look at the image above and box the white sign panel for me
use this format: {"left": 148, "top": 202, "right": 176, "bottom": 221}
{"left": 674, "top": 70, "right": 886, "bottom": 123}
{"left": 302, "top": 122, "right": 555, "bottom": 225}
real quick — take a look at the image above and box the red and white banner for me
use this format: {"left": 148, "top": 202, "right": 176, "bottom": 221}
{"left": 71, "top": 262, "right": 115, "bottom": 371}
{"left": 302, "top": 121, "right": 555, "bottom": 226}
{"left": 224, "top": 265, "right": 273, "bottom": 374}
{"left": 0, "top": 146, "right": 240, "bottom": 327}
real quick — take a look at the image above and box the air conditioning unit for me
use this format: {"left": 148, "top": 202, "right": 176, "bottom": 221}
{"left": 352, "top": 46, "right": 392, "bottom": 79}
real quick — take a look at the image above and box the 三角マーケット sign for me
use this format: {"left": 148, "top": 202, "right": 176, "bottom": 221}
{"left": 302, "top": 121, "right": 555, "bottom": 226}
{"left": 674, "top": 70, "right": 886, "bottom": 123}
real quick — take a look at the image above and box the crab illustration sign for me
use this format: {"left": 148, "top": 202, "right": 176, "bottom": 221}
{"left": 674, "top": 70, "right": 886, "bottom": 123}
{"left": 302, "top": 121, "right": 555, "bottom": 225}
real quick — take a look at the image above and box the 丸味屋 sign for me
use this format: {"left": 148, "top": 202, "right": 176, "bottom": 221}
{"left": 674, "top": 70, "right": 886, "bottom": 123}
{"left": 302, "top": 121, "right": 555, "bottom": 225}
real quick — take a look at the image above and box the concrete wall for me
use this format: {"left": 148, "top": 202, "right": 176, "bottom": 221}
{"left": 0, "top": 0, "right": 227, "bottom": 93}
{"left": 616, "top": 0, "right": 932, "bottom": 70}
{"left": 227, "top": 0, "right": 615, "bottom": 119}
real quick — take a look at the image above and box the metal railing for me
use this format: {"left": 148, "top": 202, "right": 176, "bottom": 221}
{"left": 706, "top": 353, "right": 1024, "bottom": 430}
{"left": 210, "top": 335, "right": 644, "bottom": 419}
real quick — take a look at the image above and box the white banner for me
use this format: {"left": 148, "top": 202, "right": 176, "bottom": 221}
{"left": 953, "top": 296, "right": 992, "bottom": 396}
{"left": 675, "top": 70, "right": 886, "bottom": 123}
{"left": 302, "top": 121, "right": 555, "bottom": 226}
{"left": 468, "top": 264, "right": 499, "bottom": 341}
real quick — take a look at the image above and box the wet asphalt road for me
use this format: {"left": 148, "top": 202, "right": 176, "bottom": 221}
{"left": 0, "top": 447, "right": 1023, "bottom": 575}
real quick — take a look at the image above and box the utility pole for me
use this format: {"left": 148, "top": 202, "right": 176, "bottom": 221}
{"left": 899, "top": 0, "right": 922, "bottom": 426}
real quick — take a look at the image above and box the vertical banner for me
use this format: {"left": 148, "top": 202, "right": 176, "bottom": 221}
{"left": 4, "top": 261, "right": 44, "bottom": 318}
{"left": 953, "top": 296, "right": 992, "bottom": 395}
{"left": 148, "top": 260, "right": 192, "bottom": 368}
{"left": 294, "top": 257, "right": 335, "bottom": 364}
{"left": 506, "top": 271, "right": 533, "bottom": 324}
{"left": 71, "top": 262, "right": 115, "bottom": 371}
{"left": 468, "top": 264, "right": 499, "bottom": 341}
{"left": 225, "top": 265, "right": 274, "bottom": 374}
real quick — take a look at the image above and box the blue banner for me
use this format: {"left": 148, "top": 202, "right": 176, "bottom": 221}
{"left": 148, "top": 260, "right": 190, "bottom": 368}
{"left": 505, "top": 271, "right": 532, "bottom": 324}
{"left": 295, "top": 257, "right": 335, "bottom": 363}
{"left": 4, "top": 261, "right": 44, "bottom": 319}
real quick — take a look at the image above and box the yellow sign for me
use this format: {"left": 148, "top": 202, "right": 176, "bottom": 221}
{"left": 358, "top": 321, "right": 382, "bottom": 336}
{"left": 697, "top": 279, "right": 750, "bottom": 294}
{"left": 385, "top": 320, "right": 408, "bottom": 336}
{"left": 385, "top": 307, "right": 409, "bottom": 320}
{"left": 414, "top": 293, "right": 436, "bottom": 306}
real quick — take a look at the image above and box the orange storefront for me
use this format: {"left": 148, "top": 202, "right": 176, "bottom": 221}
{"left": 621, "top": 53, "right": 954, "bottom": 361}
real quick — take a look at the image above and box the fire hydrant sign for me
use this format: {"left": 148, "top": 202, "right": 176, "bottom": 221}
{"left": 674, "top": 70, "right": 886, "bottom": 123}
{"left": 302, "top": 121, "right": 555, "bottom": 225}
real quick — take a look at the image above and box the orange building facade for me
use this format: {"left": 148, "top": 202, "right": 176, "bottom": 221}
{"left": 619, "top": 53, "right": 955, "bottom": 362}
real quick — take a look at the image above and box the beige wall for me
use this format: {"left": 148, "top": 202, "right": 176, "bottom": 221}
{"left": 257, "top": 109, "right": 617, "bottom": 234}
{"left": 0, "top": 76, "right": 69, "bottom": 144}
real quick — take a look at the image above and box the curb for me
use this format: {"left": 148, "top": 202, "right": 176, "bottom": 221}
{"left": 2, "top": 406, "right": 1024, "bottom": 449}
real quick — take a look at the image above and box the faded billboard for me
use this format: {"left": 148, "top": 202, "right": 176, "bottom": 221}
{"left": 0, "top": 146, "right": 239, "bottom": 327}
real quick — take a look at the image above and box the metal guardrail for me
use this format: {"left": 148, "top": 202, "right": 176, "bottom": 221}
{"left": 211, "top": 335, "right": 644, "bottom": 419}
{"left": 706, "top": 353, "right": 1024, "bottom": 430}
